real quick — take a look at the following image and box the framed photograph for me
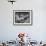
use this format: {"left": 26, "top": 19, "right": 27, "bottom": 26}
{"left": 13, "top": 10, "right": 33, "bottom": 25}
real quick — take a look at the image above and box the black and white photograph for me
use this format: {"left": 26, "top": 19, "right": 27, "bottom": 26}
{"left": 13, "top": 10, "right": 32, "bottom": 25}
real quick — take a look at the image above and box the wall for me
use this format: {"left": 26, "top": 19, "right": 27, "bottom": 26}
{"left": 0, "top": 0, "right": 46, "bottom": 42}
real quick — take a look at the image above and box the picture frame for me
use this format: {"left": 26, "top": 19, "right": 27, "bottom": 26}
{"left": 13, "top": 10, "right": 33, "bottom": 26}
